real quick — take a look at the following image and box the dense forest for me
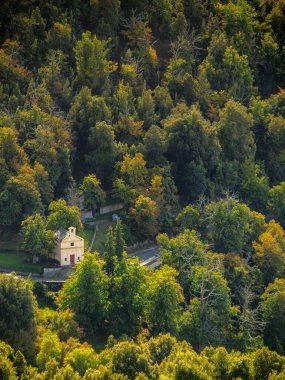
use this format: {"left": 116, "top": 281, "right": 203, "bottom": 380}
{"left": 1, "top": 0, "right": 285, "bottom": 378}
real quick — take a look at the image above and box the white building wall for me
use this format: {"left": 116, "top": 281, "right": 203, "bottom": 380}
{"left": 100, "top": 203, "right": 123, "bottom": 215}
{"left": 54, "top": 227, "right": 85, "bottom": 266}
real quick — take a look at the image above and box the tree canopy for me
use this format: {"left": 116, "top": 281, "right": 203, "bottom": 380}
{"left": 2, "top": 0, "right": 285, "bottom": 377}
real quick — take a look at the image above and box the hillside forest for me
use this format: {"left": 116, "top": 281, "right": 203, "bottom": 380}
{"left": 2, "top": 0, "right": 285, "bottom": 379}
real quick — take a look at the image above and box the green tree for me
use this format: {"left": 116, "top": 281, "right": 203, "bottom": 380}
{"left": 104, "top": 226, "right": 117, "bottom": 275}
{"left": 170, "top": 1, "right": 188, "bottom": 39}
{"left": 261, "top": 279, "right": 285, "bottom": 354}
{"left": 68, "top": 86, "right": 111, "bottom": 161}
{"left": 109, "top": 257, "right": 146, "bottom": 335}
{"left": 218, "top": 100, "right": 255, "bottom": 162}
{"left": 90, "top": 0, "right": 121, "bottom": 38}
{"left": 46, "top": 21, "right": 74, "bottom": 55}
{"left": 0, "top": 355, "right": 17, "bottom": 380}
{"left": 64, "top": 345, "right": 97, "bottom": 376}
{"left": 153, "top": 85, "right": 173, "bottom": 120}
{"left": 267, "top": 91, "right": 285, "bottom": 119}
{"left": 157, "top": 229, "right": 213, "bottom": 297}
{"left": 178, "top": 266, "right": 232, "bottom": 350}
{"left": 119, "top": 153, "right": 148, "bottom": 189}
{"left": 53, "top": 365, "right": 81, "bottom": 380}
{"left": 221, "top": 47, "right": 255, "bottom": 102}
{"left": 22, "top": 111, "right": 73, "bottom": 191}
{"left": 165, "top": 104, "right": 220, "bottom": 199}
{"left": 128, "top": 195, "right": 159, "bottom": 239}
{"left": 175, "top": 205, "right": 201, "bottom": 231}
{"left": 112, "top": 80, "right": 136, "bottom": 121}
{"left": 0, "top": 43, "right": 31, "bottom": 109}
{"left": 40, "top": 308, "right": 82, "bottom": 341}
{"left": 159, "top": 342, "right": 213, "bottom": 380}
{"left": 38, "top": 49, "right": 73, "bottom": 111}
{"left": 114, "top": 219, "right": 126, "bottom": 261}
{"left": 13, "top": 350, "right": 27, "bottom": 378}
{"left": 203, "top": 347, "right": 250, "bottom": 380}
{"left": 265, "top": 116, "right": 285, "bottom": 184}
{"left": 142, "top": 125, "right": 168, "bottom": 167}
{"left": 80, "top": 174, "right": 106, "bottom": 211}
{"left": 164, "top": 57, "right": 192, "bottom": 99}
{"left": 269, "top": 182, "right": 285, "bottom": 226}
{"left": 74, "top": 31, "right": 116, "bottom": 93}
{"left": 217, "top": 0, "right": 257, "bottom": 53}
{"left": 117, "top": 116, "right": 144, "bottom": 146}
{"left": 205, "top": 196, "right": 257, "bottom": 257}
{"left": 145, "top": 266, "right": 183, "bottom": 333}
{"left": 87, "top": 122, "right": 117, "bottom": 181}
{"left": 21, "top": 214, "right": 55, "bottom": 259}
{"left": 251, "top": 347, "right": 285, "bottom": 379}
{"left": 33, "top": 162, "right": 54, "bottom": 206}
{"left": 253, "top": 220, "right": 285, "bottom": 285}
{"left": 0, "top": 164, "right": 44, "bottom": 226}
{"left": 240, "top": 160, "right": 269, "bottom": 212}
{"left": 112, "top": 178, "right": 137, "bottom": 207}
{"left": 57, "top": 253, "right": 109, "bottom": 333}
{"left": 111, "top": 340, "right": 151, "bottom": 379}
{"left": 33, "top": 281, "right": 55, "bottom": 308}
{"left": 137, "top": 88, "right": 155, "bottom": 129}
{"left": 223, "top": 253, "right": 261, "bottom": 307}
{"left": 36, "top": 331, "right": 62, "bottom": 371}
{"left": 0, "top": 274, "right": 37, "bottom": 357}
{"left": 121, "top": 13, "right": 153, "bottom": 50}
{"left": 46, "top": 199, "right": 83, "bottom": 234}
{"left": 103, "top": 219, "right": 126, "bottom": 275}
{"left": 0, "top": 127, "right": 27, "bottom": 185}
{"left": 256, "top": 32, "right": 280, "bottom": 95}
{"left": 218, "top": 99, "right": 256, "bottom": 189}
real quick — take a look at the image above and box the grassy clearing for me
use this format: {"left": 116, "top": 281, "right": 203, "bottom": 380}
{"left": 0, "top": 249, "right": 43, "bottom": 273}
{"left": 92, "top": 221, "right": 115, "bottom": 253}
{"left": 83, "top": 227, "right": 94, "bottom": 250}
{"left": 0, "top": 234, "right": 43, "bottom": 273}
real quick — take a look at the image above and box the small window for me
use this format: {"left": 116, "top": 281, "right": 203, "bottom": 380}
{"left": 78, "top": 256, "right": 80, "bottom": 260}
{"left": 65, "top": 258, "right": 67, "bottom": 261}
{"left": 70, "top": 242, "right": 74, "bottom": 246}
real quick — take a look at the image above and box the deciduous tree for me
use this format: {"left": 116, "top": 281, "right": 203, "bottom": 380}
{"left": 57, "top": 253, "right": 109, "bottom": 333}
{"left": 80, "top": 174, "right": 106, "bottom": 211}
{"left": 142, "top": 125, "right": 168, "bottom": 167}
{"left": 87, "top": 122, "right": 117, "bottom": 181}
{"left": 21, "top": 214, "right": 55, "bottom": 259}
{"left": 145, "top": 266, "right": 183, "bottom": 333}
{"left": 253, "top": 220, "right": 285, "bottom": 285}
{"left": 109, "top": 257, "right": 146, "bottom": 335}
{"left": 119, "top": 153, "right": 147, "bottom": 189}
{"left": 178, "top": 266, "right": 232, "bottom": 350}
{"left": 269, "top": 182, "right": 285, "bottom": 226}
{"left": 128, "top": 195, "right": 159, "bottom": 239}
{"left": 74, "top": 31, "right": 116, "bottom": 93}
{"left": 205, "top": 197, "right": 255, "bottom": 257}
{"left": 46, "top": 199, "right": 83, "bottom": 234}
{"left": 0, "top": 274, "right": 37, "bottom": 357}
{"left": 261, "top": 279, "right": 285, "bottom": 354}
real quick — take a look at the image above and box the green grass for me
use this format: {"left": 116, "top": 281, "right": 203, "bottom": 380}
{"left": 93, "top": 221, "right": 115, "bottom": 253}
{"left": 0, "top": 249, "right": 43, "bottom": 273}
{"left": 0, "top": 234, "right": 43, "bottom": 273}
{"left": 83, "top": 228, "right": 94, "bottom": 250}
